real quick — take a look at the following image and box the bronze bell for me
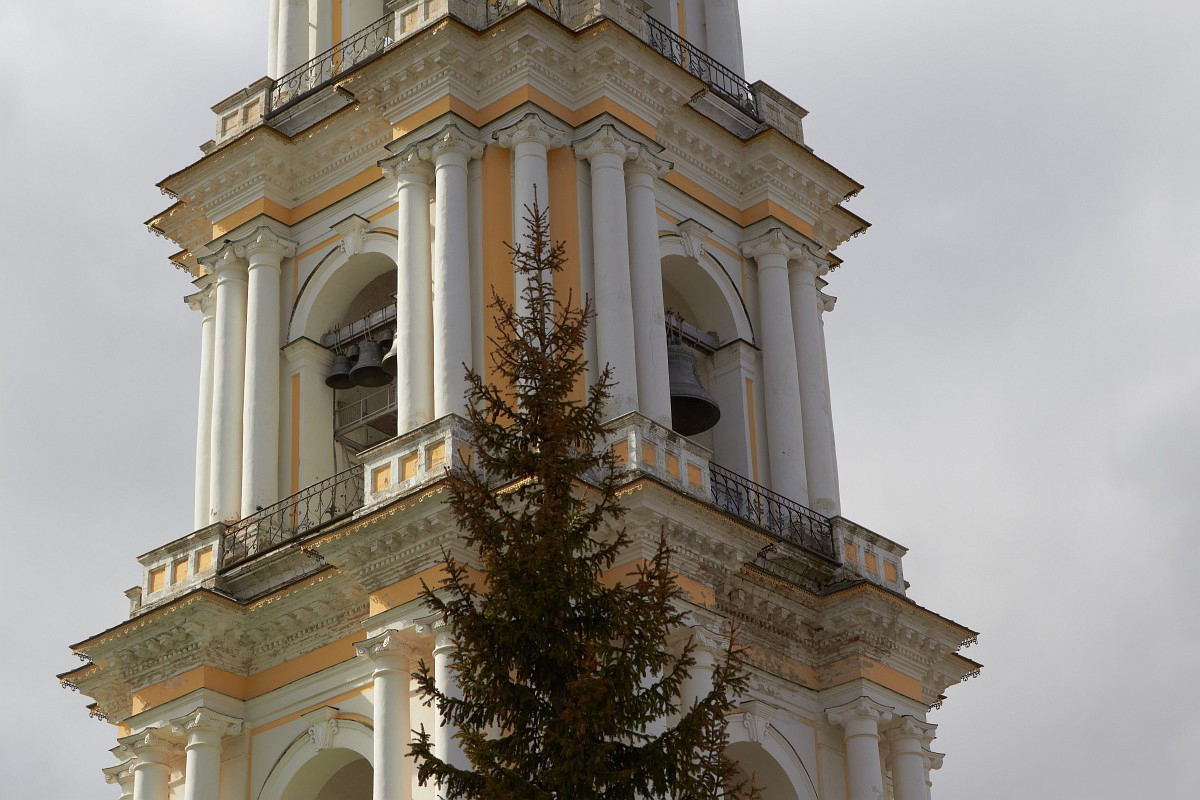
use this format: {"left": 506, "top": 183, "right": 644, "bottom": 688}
{"left": 668, "top": 343, "right": 721, "bottom": 436}
{"left": 350, "top": 338, "right": 391, "bottom": 387}
{"left": 325, "top": 348, "right": 355, "bottom": 390}
{"left": 381, "top": 334, "right": 398, "bottom": 377}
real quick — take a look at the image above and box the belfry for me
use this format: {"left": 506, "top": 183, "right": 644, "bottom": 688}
{"left": 62, "top": 3, "right": 980, "bottom": 800}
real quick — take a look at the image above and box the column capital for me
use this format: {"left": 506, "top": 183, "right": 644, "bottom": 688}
{"left": 197, "top": 242, "right": 248, "bottom": 280}
{"left": 574, "top": 124, "right": 639, "bottom": 163}
{"left": 795, "top": 243, "right": 831, "bottom": 277}
{"left": 741, "top": 227, "right": 802, "bottom": 263}
{"left": 170, "top": 707, "right": 244, "bottom": 739}
{"left": 102, "top": 758, "right": 137, "bottom": 791}
{"left": 495, "top": 111, "right": 569, "bottom": 150}
{"left": 379, "top": 148, "right": 434, "bottom": 184}
{"left": 825, "top": 696, "right": 896, "bottom": 728}
{"left": 885, "top": 715, "right": 936, "bottom": 748}
{"left": 923, "top": 748, "right": 945, "bottom": 771}
{"left": 417, "top": 123, "right": 486, "bottom": 164}
{"left": 117, "top": 727, "right": 180, "bottom": 764}
{"left": 355, "top": 629, "right": 412, "bottom": 672}
{"left": 184, "top": 275, "right": 215, "bottom": 315}
{"left": 232, "top": 224, "right": 297, "bottom": 264}
{"left": 626, "top": 147, "right": 672, "bottom": 178}
{"left": 817, "top": 289, "right": 837, "bottom": 314}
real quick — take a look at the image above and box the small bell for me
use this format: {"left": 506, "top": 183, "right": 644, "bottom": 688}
{"left": 350, "top": 337, "right": 391, "bottom": 387}
{"left": 667, "top": 343, "right": 721, "bottom": 436}
{"left": 325, "top": 349, "right": 354, "bottom": 390}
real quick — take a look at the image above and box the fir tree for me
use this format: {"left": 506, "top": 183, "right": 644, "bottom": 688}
{"left": 409, "top": 197, "right": 751, "bottom": 800}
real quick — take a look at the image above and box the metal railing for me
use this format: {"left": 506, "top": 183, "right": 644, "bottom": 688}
{"left": 486, "top": 0, "right": 564, "bottom": 24}
{"left": 709, "top": 463, "right": 833, "bottom": 557}
{"left": 221, "top": 465, "right": 365, "bottom": 570}
{"left": 269, "top": 15, "right": 395, "bottom": 115}
{"left": 644, "top": 14, "right": 759, "bottom": 120}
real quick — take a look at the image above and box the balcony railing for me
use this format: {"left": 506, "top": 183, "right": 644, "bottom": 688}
{"left": 644, "top": 14, "right": 759, "bottom": 120}
{"left": 710, "top": 462, "right": 833, "bottom": 557}
{"left": 262, "top": 2, "right": 760, "bottom": 121}
{"left": 269, "top": 14, "right": 395, "bottom": 115}
{"left": 220, "top": 465, "right": 365, "bottom": 570}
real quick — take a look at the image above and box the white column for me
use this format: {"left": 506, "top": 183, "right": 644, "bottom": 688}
{"left": 102, "top": 759, "right": 136, "bottom": 800}
{"left": 356, "top": 631, "right": 412, "bottom": 800}
{"left": 886, "top": 717, "right": 936, "bottom": 800}
{"left": 202, "top": 245, "right": 249, "bottom": 524}
{"left": 432, "top": 628, "right": 469, "bottom": 769}
{"left": 186, "top": 278, "right": 216, "bottom": 531}
{"left": 283, "top": 339, "right": 335, "bottom": 491}
{"left": 625, "top": 149, "right": 672, "bottom": 428}
{"left": 496, "top": 113, "right": 568, "bottom": 315}
{"left": 923, "top": 749, "right": 944, "bottom": 799}
{"left": 816, "top": 289, "right": 841, "bottom": 513}
{"left": 268, "top": 0, "right": 281, "bottom": 77}
{"left": 420, "top": 125, "right": 485, "bottom": 418}
{"left": 118, "top": 729, "right": 177, "bottom": 800}
{"left": 789, "top": 247, "right": 839, "bottom": 517}
{"left": 382, "top": 150, "right": 435, "bottom": 434}
{"left": 702, "top": 0, "right": 746, "bottom": 77}
{"left": 679, "top": 632, "right": 717, "bottom": 712}
{"left": 170, "top": 709, "right": 243, "bottom": 800}
{"left": 742, "top": 229, "right": 807, "bottom": 503}
{"left": 826, "top": 697, "right": 894, "bottom": 800}
{"left": 279, "top": 0, "right": 309, "bottom": 74}
{"left": 237, "top": 227, "right": 296, "bottom": 516}
{"left": 576, "top": 126, "right": 640, "bottom": 416}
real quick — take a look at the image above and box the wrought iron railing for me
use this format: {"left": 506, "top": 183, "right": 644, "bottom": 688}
{"left": 709, "top": 463, "right": 833, "bottom": 557}
{"left": 644, "top": 14, "right": 759, "bottom": 120}
{"left": 269, "top": 15, "right": 395, "bottom": 115}
{"left": 486, "top": 0, "right": 564, "bottom": 24}
{"left": 221, "top": 465, "right": 365, "bottom": 570}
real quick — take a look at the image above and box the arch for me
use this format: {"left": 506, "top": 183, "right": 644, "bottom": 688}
{"left": 258, "top": 719, "right": 374, "bottom": 800}
{"left": 726, "top": 720, "right": 819, "bottom": 800}
{"left": 289, "top": 230, "right": 399, "bottom": 342}
{"left": 658, "top": 234, "right": 753, "bottom": 344}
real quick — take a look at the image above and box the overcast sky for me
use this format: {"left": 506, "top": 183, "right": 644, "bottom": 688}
{"left": 1, "top": 1, "right": 1197, "bottom": 798}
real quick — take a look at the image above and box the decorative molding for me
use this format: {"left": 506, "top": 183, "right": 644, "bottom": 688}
{"left": 676, "top": 219, "right": 712, "bottom": 261}
{"left": 825, "top": 696, "right": 895, "bottom": 728}
{"left": 574, "top": 124, "right": 639, "bottom": 163}
{"left": 494, "top": 111, "right": 570, "bottom": 151}
{"left": 331, "top": 214, "right": 371, "bottom": 257}
{"left": 302, "top": 706, "right": 342, "bottom": 751}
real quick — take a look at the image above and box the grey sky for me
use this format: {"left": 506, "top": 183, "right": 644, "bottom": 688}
{"left": 1, "top": 1, "right": 1196, "bottom": 797}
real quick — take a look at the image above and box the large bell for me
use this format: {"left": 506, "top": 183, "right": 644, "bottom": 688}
{"left": 381, "top": 335, "right": 398, "bottom": 377}
{"left": 668, "top": 343, "right": 721, "bottom": 436}
{"left": 350, "top": 337, "right": 391, "bottom": 387}
{"left": 325, "top": 350, "right": 354, "bottom": 390}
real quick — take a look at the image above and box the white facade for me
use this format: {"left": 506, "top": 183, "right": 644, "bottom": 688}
{"left": 67, "top": 3, "right": 979, "bottom": 800}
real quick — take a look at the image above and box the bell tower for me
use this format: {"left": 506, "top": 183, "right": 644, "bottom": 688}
{"left": 63, "top": 3, "right": 980, "bottom": 800}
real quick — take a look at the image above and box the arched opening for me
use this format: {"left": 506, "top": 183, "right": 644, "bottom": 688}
{"left": 286, "top": 234, "right": 401, "bottom": 491}
{"left": 258, "top": 720, "right": 376, "bottom": 800}
{"left": 272, "top": 749, "right": 372, "bottom": 800}
{"left": 728, "top": 741, "right": 800, "bottom": 800}
{"left": 660, "top": 250, "right": 751, "bottom": 471}
{"left": 315, "top": 756, "right": 373, "bottom": 800}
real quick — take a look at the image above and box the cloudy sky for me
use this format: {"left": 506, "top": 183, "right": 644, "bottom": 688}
{"left": 1, "top": 1, "right": 1196, "bottom": 797}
